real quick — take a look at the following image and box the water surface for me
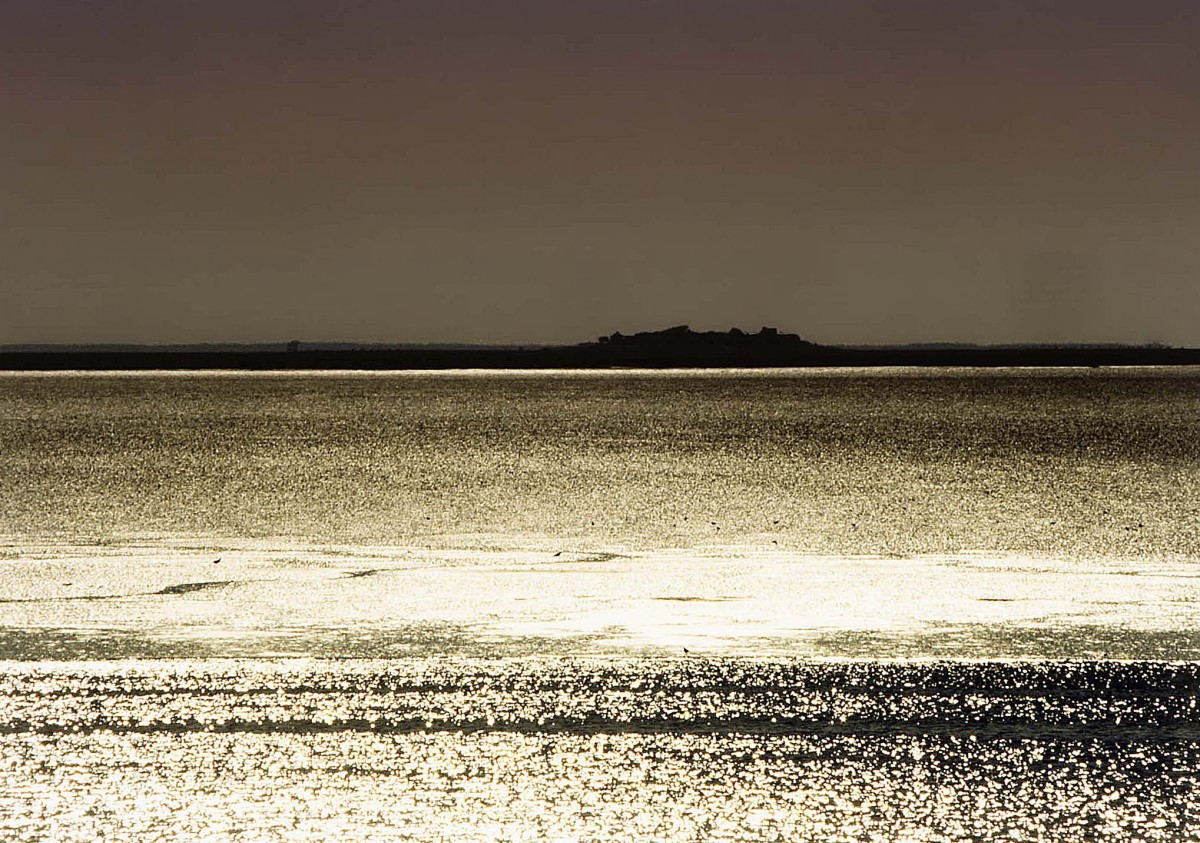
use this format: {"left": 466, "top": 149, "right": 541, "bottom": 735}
{"left": 2, "top": 367, "right": 1198, "bottom": 657}
{"left": 2, "top": 368, "right": 1199, "bottom": 840}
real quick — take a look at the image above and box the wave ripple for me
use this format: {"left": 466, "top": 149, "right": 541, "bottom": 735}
{"left": 2, "top": 659, "right": 1197, "bottom": 739}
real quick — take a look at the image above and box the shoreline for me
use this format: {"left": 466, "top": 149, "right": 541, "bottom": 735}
{"left": 3, "top": 345, "right": 1200, "bottom": 371}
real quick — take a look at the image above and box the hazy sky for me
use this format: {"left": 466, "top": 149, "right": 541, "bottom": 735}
{"left": 3, "top": 0, "right": 1198, "bottom": 345}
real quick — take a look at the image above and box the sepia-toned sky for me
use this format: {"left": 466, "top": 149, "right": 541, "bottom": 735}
{"left": 3, "top": 0, "right": 1198, "bottom": 345}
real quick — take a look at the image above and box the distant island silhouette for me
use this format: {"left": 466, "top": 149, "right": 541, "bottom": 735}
{"left": 2, "top": 325, "right": 1198, "bottom": 370}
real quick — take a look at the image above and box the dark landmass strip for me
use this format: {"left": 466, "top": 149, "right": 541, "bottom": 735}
{"left": 2, "top": 325, "right": 1198, "bottom": 370}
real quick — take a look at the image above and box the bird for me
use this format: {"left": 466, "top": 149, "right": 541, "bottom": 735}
{"left": 553, "top": 551, "right": 563, "bottom": 557}
{"left": 682, "top": 647, "right": 690, "bottom": 655}
{"left": 212, "top": 557, "right": 221, "bottom": 564}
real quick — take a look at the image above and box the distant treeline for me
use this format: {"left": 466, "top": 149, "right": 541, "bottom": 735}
{"left": 2, "top": 326, "right": 1198, "bottom": 370}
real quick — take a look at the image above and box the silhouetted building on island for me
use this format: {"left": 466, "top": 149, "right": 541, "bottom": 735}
{"left": 585, "top": 325, "right": 817, "bottom": 366}
{"left": 596, "top": 325, "right": 808, "bottom": 348}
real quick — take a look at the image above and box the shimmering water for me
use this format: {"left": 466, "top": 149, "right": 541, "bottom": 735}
{"left": 2, "top": 660, "right": 1199, "bottom": 841}
{"left": 2, "top": 368, "right": 1199, "bottom": 839}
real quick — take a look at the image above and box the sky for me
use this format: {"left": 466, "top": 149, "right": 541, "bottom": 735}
{"left": 2, "top": 0, "right": 1198, "bottom": 346}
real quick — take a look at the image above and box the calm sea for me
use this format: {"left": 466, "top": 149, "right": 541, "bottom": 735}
{"left": 1, "top": 368, "right": 1199, "bottom": 840}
